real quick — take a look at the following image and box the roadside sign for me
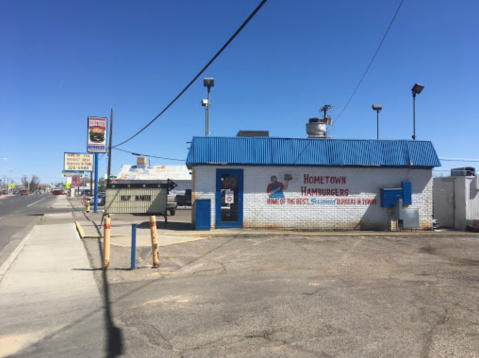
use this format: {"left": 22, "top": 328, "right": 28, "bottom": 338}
{"left": 71, "top": 176, "right": 81, "bottom": 188}
{"left": 62, "top": 173, "right": 85, "bottom": 178}
{"left": 225, "top": 190, "right": 234, "bottom": 204}
{"left": 87, "top": 116, "right": 108, "bottom": 153}
{"left": 63, "top": 170, "right": 85, "bottom": 174}
{"left": 10, "top": 183, "right": 14, "bottom": 188}
{"left": 109, "top": 175, "right": 117, "bottom": 179}
{"left": 65, "top": 183, "right": 71, "bottom": 189}
{"left": 64, "top": 153, "right": 93, "bottom": 171}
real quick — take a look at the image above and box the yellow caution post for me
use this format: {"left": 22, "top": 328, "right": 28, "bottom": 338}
{"left": 103, "top": 216, "right": 111, "bottom": 269}
{"left": 149, "top": 216, "right": 160, "bottom": 268}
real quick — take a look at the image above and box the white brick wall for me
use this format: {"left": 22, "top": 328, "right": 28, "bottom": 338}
{"left": 192, "top": 165, "right": 433, "bottom": 231}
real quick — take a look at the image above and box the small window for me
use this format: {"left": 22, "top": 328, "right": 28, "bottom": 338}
{"left": 135, "top": 195, "right": 151, "bottom": 201}
{"left": 121, "top": 195, "right": 131, "bottom": 201}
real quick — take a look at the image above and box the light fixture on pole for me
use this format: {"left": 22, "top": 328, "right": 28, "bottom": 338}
{"left": 203, "top": 78, "right": 214, "bottom": 136}
{"left": 411, "top": 83, "right": 424, "bottom": 140}
{"left": 372, "top": 104, "right": 382, "bottom": 140}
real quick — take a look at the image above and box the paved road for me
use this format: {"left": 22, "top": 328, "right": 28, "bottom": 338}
{"left": 0, "top": 194, "right": 72, "bottom": 266}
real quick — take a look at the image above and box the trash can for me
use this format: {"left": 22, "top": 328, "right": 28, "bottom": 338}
{"left": 195, "top": 199, "right": 211, "bottom": 230}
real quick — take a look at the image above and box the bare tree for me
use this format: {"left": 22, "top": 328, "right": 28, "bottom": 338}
{"left": 30, "top": 175, "right": 40, "bottom": 192}
{"left": 21, "top": 175, "right": 29, "bottom": 190}
{"left": 21, "top": 174, "right": 41, "bottom": 191}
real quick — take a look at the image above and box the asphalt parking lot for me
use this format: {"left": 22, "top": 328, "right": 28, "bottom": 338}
{"left": 81, "top": 231, "right": 479, "bottom": 358}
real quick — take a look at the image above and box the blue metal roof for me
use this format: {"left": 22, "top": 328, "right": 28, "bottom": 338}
{"left": 186, "top": 137, "right": 441, "bottom": 168}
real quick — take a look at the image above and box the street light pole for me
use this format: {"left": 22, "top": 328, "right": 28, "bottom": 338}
{"left": 207, "top": 86, "right": 211, "bottom": 136}
{"left": 372, "top": 104, "right": 382, "bottom": 140}
{"left": 203, "top": 78, "right": 214, "bottom": 136}
{"left": 377, "top": 111, "right": 379, "bottom": 140}
{"left": 202, "top": 99, "right": 209, "bottom": 136}
{"left": 412, "top": 92, "right": 416, "bottom": 140}
{"left": 411, "top": 83, "right": 424, "bottom": 141}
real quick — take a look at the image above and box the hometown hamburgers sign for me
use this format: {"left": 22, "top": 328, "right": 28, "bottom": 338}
{"left": 87, "top": 116, "right": 107, "bottom": 153}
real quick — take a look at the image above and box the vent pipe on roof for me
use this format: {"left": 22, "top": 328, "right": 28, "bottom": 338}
{"left": 306, "top": 117, "right": 332, "bottom": 138}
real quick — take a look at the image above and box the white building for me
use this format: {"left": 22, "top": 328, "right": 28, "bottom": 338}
{"left": 116, "top": 158, "right": 191, "bottom": 196}
{"left": 186, "top": 137, "right": 441, "bottom": 231}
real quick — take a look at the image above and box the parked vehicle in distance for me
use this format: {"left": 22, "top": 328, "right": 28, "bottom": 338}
{"left": 175, "top": 189, "right": 192, "bottom": 207}
{"left": 89, "top": 192, "right": 106, "bottom": 206}
{"left": 52, "top": 190, "right": 64, "bottom": 195}
{"left": 13, "top": 190, "right": 19, "bottom": 194}
{"left": 21, "top": 189, "right": 29, "bottom": 195}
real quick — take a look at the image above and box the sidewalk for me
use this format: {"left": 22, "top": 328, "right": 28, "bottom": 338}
{"left": 50, "top": 194, "right": 71, "bottom": 208}
{"left": 0, "top": 211, "right": 106, "bottom": 358}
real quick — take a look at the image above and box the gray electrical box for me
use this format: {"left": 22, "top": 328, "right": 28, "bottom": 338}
{"left": 394, "top": 199, "right": 420, "bottom": 229}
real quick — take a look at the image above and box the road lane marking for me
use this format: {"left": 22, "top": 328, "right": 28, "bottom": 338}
{"left": 27, "top": 197, "right": 48, "bottom": 207}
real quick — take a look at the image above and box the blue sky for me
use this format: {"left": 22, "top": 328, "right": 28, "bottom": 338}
{"left": 0, "top": 0, "right": 478, "bottom": 184}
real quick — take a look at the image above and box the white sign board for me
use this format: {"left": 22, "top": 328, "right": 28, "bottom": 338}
{"left": 64, "top": 153, "right": 93, "bottom": 171}
{"left": 225, "top": 190, "right": 234, "bottom": 204}
{"left": 87, "top": 116, "right": 108, "bottom": 153}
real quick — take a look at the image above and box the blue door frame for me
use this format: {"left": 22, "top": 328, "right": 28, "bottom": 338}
{"left": 216, "top": 169, "right": 243, "bottom": 228}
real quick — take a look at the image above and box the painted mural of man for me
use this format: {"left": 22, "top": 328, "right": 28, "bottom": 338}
{"left": 267, "top": 175, "right": 288, "bottom": 198}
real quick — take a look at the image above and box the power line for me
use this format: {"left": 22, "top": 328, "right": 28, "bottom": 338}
{"left": 113, "top": 0, "right": 269, "bottom": 148}
{"left": 439, "top": 157, "right": 479, "bottom": 162}
{"left": 113, "top": 148, "right": 185, "bottom": 162}
{"left": 334, "top": 0, "right": 405, "bottom": 124}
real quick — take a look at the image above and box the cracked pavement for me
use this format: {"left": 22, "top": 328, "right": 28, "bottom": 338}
{"left": 82, "top": 233, "right": 479, "bottom": 357}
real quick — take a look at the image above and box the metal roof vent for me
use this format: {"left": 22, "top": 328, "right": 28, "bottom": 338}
{"left": 306, "top": 104, "right": 333, "bottom": 138}
{"left": 306, "top": 117, "right": 333, "bottom": 138}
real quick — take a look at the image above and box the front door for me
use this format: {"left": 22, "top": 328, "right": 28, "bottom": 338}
{"left": 216, "top": 169, "right": 243, "bottom": 228}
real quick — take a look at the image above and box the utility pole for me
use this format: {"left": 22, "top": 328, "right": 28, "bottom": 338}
{"left": 107, "top": 108, "right": 113, "bottom": 185}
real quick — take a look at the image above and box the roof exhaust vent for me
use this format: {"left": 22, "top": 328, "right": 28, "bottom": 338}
{"left": 306, "top": 104, "right": 333, "bottom": 138}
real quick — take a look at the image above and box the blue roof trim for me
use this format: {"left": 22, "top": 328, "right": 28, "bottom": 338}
{"left": 186, "top": 137, "right": 441, "bottom": 169}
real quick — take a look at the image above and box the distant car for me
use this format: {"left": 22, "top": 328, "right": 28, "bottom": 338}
{"left": 89, "top": 192, "right": 106, "bottom": 206}
{"left": 21, "top": 190, "right": 29, "bottom": 195}
{"left": 13, "top": 190, "right": 19, "bottom": 195}
{"left": 52, "top": 190, "right": 64, "bottom": 195}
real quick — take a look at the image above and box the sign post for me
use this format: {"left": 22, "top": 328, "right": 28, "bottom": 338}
{"left": 87, "top": 116, "right": 107, "bottom": 213}
{"left": 94, "top": 153, "right": 99, "bottom": 213}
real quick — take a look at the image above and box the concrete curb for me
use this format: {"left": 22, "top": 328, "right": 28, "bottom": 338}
{"left": 74, "top": 221, "right": 128, "bottom": 239}
{"left": 159, "top": 230, "right": 479, "bottom": 238}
